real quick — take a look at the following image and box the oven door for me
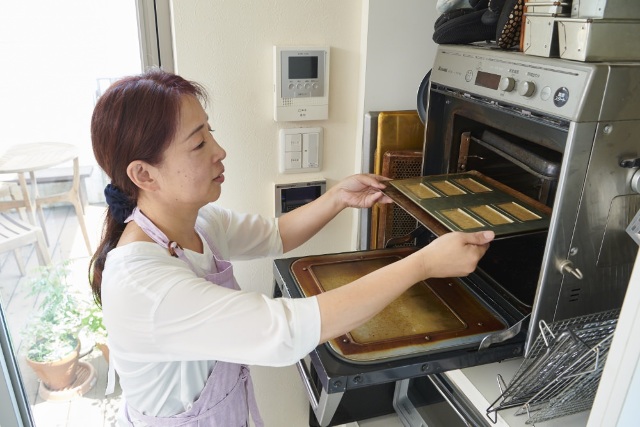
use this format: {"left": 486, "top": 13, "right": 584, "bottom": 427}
{"left": 288, "top": 247, "right": 520, "bottom": 364}
{"left": 273, "top": 256, "right": 526, "bottom": 426}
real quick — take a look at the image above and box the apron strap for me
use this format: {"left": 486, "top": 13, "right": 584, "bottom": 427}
{"left": 126, "top": 207, "right": 184, "bottom": 257}
{"left": 243, "top": 366, "right": 264, "bottom": 427}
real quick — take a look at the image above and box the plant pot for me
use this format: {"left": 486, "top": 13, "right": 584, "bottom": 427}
{"left": 26, "top": 342, "right": 80, "bottom": 391}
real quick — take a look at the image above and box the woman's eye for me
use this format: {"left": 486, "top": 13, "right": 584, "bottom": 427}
{"left": 195, "top": 141, "right": 206, "bottom": 149}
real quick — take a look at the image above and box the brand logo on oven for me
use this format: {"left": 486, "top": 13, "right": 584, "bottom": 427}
{"left": 553, "top": 87, "right": 570, "bottom": 107}
{"left": 438, "top": 66, "right": 448, "bottom": 72}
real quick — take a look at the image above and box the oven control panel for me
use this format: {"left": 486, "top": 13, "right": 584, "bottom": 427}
{"left": 430, "top": 45, "right": 606, "bottom": 122}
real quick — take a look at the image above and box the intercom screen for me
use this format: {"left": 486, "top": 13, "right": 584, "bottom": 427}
{"left": 289, "top": 56, "right": 318, "bottom": 79}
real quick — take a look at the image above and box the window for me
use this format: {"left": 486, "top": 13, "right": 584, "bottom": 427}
{"left": 0, "top": 1, "right": 172, "bottom": 425}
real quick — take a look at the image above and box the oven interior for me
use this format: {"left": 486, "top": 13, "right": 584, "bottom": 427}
{"left": 416, "top": 89, "right": 570, "bottom": 316}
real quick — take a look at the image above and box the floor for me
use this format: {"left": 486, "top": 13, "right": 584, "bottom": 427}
{"left": 1, "top": 204, "right": 412, "bottom": 427}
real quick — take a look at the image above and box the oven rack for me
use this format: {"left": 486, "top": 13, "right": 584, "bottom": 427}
{"left": 485, "top": 309, "right": 619, "bottom": 424}
{"left": 517, "top": 333, "right": 614, "bottom": 425}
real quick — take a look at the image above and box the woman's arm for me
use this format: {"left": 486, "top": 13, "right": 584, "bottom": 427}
{"left": 277, "top": 174, "right": 393, "bottom": 252}
{"left": 316, "top": 230, "right": 495, "bottom": 343}
{"left": 277, "top": 173, "right": 495, "bottom": 345}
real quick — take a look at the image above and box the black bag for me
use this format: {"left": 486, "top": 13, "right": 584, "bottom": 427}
{"left": 433, "top": 0, "right": 523, "bottom": 49}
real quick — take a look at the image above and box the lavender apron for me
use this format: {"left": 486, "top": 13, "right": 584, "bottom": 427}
{"left": 121, "top": 207, "right": 264, "bottom": 427}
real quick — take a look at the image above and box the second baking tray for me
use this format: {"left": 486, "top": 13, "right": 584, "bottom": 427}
{"left": 385, "top": 171, "right": 551, "bottom": 237}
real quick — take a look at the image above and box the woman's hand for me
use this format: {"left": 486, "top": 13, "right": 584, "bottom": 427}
{"left": 333, "top": 174, "right": 394, "bottom": 209}
{"left": 278, "top": 174, "right": 393, "bottom": 252}
{"left": 411, "top": 231, "right": 495, "bottom": 279}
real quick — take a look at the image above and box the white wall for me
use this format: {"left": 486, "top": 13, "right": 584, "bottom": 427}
{"left": 170, "top": 1, "right": 439, "bottom": 425}
{"left": 171, "top": 0, "right": 362, "bottom": 262}
{"left": 361, "top": 1, "right": 438, "bottom": 114}
{"left": 170, "top": 2, "right": 363, "bottom": 425}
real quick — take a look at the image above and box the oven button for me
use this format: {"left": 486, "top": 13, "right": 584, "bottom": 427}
{"left": 540, "top": 86, "right": 552, "bottom": 101}
{"left": 518, "top": 81, "right": 536, "bottom": 97}
{"left": 499, "top": 76, "right": 516, "bottom": 92}
{"left": 554, "top": 87, "right": 570, "bottom": 107}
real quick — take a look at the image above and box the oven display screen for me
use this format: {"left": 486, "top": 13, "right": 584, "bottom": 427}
{"left": 289, "top": 56, "right": 318, "bottom": 79}
{"left": 475, "top": 71, "right": 501, "bottom": 90}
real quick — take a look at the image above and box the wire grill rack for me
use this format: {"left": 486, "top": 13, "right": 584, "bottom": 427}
{"left": 486, "top": 309, "right": 620, "bottom": 425}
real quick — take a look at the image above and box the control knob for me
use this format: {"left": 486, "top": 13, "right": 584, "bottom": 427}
{"left": 499, "top": 77, "right": 516, "bottom": 92}
{"left": 620, "top": 157, "right": 640, "bottom": 194}
{"left": 518, "top": 81, "right": 536, "bottom": 97}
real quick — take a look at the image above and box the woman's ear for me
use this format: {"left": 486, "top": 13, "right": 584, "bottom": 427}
{"left": 127, "top": 161, "right": 158, "bottom": 191}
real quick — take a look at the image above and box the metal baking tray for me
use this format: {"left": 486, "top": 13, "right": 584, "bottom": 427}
{"left": 571, "top": 0, "right": 640, "bottom": 20}
{"left": 523, "top": 15, "right": 559, "bottom": 57}
{"left": 385, "top": 171, "right": 551, "bottom": 238}
{"left": 557, "top": 18, "right": 640, "bottom": 62}
{"left": 524, "top": 1, "right": 571, "bottom": 15}
{"left": 290, "top": 248, "right": 508, "bottom": 363}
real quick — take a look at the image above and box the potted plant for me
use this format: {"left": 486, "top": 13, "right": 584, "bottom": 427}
{"left": 22, "top": 260, "right": 84, "bottom": 391}
{"left": 80, "top": 302, "right": 109, "bottom": 362}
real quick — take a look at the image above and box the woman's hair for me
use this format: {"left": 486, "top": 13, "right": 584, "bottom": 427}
{"left": 89, "top": 68, "right": 207, "bottom": 305}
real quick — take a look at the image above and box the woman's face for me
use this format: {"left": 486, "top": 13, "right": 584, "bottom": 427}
{"left": 154, "top": 95, "right": 226, "bottom": 209}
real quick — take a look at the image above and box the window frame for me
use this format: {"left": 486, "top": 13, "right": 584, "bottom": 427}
{"left": 136, "top": 0, "right": 175, "bottom": 72}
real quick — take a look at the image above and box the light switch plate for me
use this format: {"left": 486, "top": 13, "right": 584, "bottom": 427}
{"left": 279, "top": 127, "right": 323, "bottom": 173}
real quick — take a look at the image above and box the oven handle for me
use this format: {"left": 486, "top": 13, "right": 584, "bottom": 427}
{"left": 295, "top": 359, "right": 345, "bottom": 427}
{"left": 479, "top": 314, "right": 529, "bottom": 350}
{"left": 470, "top": 132, "right": 560, "bottom": 180}
{"left": 295, "top": 359, "right": 320, "bottom": 410}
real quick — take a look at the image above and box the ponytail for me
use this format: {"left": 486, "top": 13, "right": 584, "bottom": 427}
{"left": 89, "top": 214, "right": 125, "bottom": 306}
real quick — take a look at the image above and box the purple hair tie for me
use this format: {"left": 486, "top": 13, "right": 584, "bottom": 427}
{"left": 104, "top": 184, "right": 135, "bottom": 224}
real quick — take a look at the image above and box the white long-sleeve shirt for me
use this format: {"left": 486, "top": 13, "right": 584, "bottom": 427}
{"left": 102, "top": 204, "right": 321, "bottom": 418}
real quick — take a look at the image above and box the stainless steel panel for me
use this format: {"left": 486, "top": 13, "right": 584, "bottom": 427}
{"left": 522, "top": 15, "right": 559, "bottom": 57}
{"left": 571, "top": 0, "right": 640, "bottom": 19}
{"left": 528, "top": 119, "right": 640, "bottom": 352}
{"left": 599, "top": 64, "right": 640, "bottom": 121}
{"left": 558, "top": 19, "right": 640, "bottom": 62}
{"left": 429, "top": 45, "right": 608, "bottom": 122}
{"left": 556, "top": 120, "right": 640, "bottom": 318}
{"left": 525, "top": 1, "right": 571, "bottom": 15}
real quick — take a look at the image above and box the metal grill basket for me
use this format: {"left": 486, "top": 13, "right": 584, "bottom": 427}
{"left": 486, "top": 309, "right": 619, "bottom": 425}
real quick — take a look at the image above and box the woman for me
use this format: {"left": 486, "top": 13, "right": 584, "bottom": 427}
{"left": 89, "top": 68, "right": 494, "bottom": 426}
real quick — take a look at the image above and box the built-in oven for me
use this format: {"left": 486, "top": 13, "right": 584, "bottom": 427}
{"left": 273, "top": 43, "right": 640, "bottom": 426}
